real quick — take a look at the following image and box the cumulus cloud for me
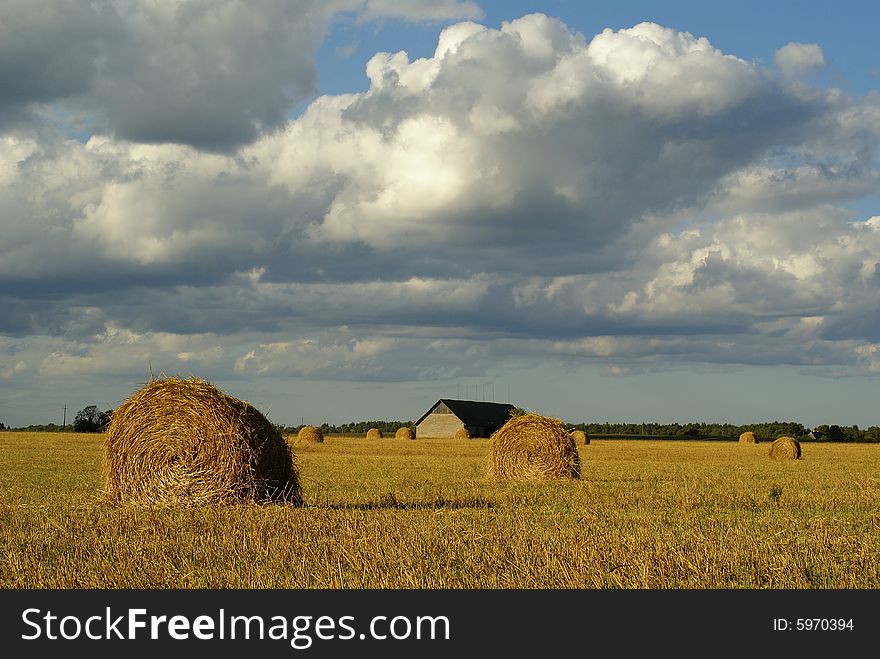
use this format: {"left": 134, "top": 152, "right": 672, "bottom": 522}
{"left": 256, "top": 16, "right": 828, "bottom": 275}
{"left": 775, "top": 42, "right": 826, "bottom": 78}
{"left": 1, "top": 11, "right": 879, "bottom": 399}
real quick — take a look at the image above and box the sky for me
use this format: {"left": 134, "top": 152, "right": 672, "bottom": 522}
{"left": 1, "top": 0, "right": 880, "bottom": 429}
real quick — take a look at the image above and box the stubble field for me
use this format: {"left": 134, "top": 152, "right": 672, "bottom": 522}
{"left": 1, "top": 432, "right": 878, "bottom": 588}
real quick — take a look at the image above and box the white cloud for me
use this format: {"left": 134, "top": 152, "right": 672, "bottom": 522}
{"left": 36, "top": 325, "right": 226, "bottom": 377}
{"left": 256, "top": 14, "right": 816, "bottom": 261}
{"left": 585, "top": 22, "right": 763, "bottom": 118}
{"left": 775, "top": 42, "right": 826, "bottom": 78}
{"left": 235, "top": 335, "right": 398, "bottom": 377}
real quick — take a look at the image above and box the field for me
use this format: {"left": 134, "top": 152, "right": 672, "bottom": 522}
{"left": 1, "top": 432, "right": 879, "bottom": 588}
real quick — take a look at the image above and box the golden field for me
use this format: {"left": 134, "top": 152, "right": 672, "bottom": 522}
{"left": 1, "top": 431, "right": 878, "bottom": 588}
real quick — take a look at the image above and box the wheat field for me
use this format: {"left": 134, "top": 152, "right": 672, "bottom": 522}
{"left": 1, "top": 432, "right": 878, "bottom": 588}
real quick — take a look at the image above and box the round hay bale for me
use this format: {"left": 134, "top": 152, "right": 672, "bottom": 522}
{"left": 571, "top": 429, "right": 589, "bottom": 445}
{"left": 366, "top": 427, "right": 383, "bottom": 440}
{"left": 296, "top": 425, "right": 324, "bottom": 444}
{"left": 454, "top": 427, "right": 470, "bottom": 440}
{"left": 739, "top": 431, "right": 758, "bottom": 444}
{"left": 769, "top": 436, "right": 802, "bottom": 460}
{"left": 487, "top": 413, "right": 580, "bottom": 481}
{"left": 394, "top": 427, "right": 413, "bottom": 440}
{"left": 103, "top": 376, "right": 301, "bottom": 506}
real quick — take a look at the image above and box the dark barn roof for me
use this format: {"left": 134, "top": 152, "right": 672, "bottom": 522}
{"left": 415, "top": 399, "right": 516, "bottom": 428}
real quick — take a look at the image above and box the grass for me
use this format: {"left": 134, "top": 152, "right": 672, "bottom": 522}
{"left": 1, "top": 432, "right": 879, "bottom": 588}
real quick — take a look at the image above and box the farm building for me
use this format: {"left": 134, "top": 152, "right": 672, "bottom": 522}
{"left": 415, "top": 399, "right": 516, "bottom": 439}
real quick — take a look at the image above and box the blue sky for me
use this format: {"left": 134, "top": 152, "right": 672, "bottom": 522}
{"left": 1, "top": 1, "right": 879, "bottom": 429}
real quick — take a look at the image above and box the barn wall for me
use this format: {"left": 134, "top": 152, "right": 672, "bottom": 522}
{"left": 417, "top": 413, "right": 464, "bottom": 438}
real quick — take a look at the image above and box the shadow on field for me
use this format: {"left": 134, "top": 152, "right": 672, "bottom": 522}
{"left": 318, "top": 493, "right": 496, "bottom": 511}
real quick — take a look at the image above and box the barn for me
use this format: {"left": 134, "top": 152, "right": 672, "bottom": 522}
{"left": 415, "top": 399, "right": 516, "bottom": 439}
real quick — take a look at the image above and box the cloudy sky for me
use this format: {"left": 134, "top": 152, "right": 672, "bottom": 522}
{"left": 2, "top": 0, "right": 879, "bottom": 429}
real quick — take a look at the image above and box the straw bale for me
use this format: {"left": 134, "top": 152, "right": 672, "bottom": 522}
{"left": 769, "top": 436, "right": 802, "bottom": 460}
{"left": 739, "top": 431, "right": 758, "bottom": 444}
{"left": 487, "top": 413, "right": 580, "bottom": 481}
{"left": 571, "top": 429, "right": 589, "bottom": 445}
{"left": 296, "top": 425, "right": 324, "bottom": 443}
{"left": 103, "top": 376, "right": 301, "bottom": 506}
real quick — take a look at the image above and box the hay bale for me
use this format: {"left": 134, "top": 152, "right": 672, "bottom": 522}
{"left": 571, "top": 429, "right": 589, "bottom": 445}
{"left": 296, "top": 425, "right": 324, "bottom": 444}
{"left": 769, "top": 436, "right": 802, "bottom": 460}
{"left": 103, "top": 376, "right": 301, "bottom": 506}
{"left": 394, "top": 427, "right": 413, "bottom": 440}
{"left": 487, "top": 413, "right": 580, "bottom": 481}
{"left": 366, "top": 427, "right": 383, "bottom": 440}
{"left": 739, "top": 431, "right": 758, "bottom": 444}
{"left": 454, "top": 427, "right": 470, "bottom": 440}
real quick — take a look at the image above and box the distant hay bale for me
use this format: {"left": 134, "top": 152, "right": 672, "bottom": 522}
{"left": 571, "top": 429, "right": 589, "bottom": 445}
{"left": 739, "top": 431, "right": 758, "bottom": 444}
{"left": 296, "top": 425, "right": 324, "bottom": 444}
{"left": 769, "top": 436, "right": 802, "bottom": 460}
{"left": 394, "top": 427, "right": 413, "bottom": 440}
{"left": 487, "top": 413, "right": 580, "bottom": 481}
{"left": 103, "top": 376, "right": 301, "bottom": 506}
{"left": 454, "top": 427, "right": 470, "bottom": 440}
{"left": 366, "top": 427, "right": 383, "bottom": 440}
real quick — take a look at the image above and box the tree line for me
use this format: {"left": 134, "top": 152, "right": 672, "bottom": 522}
{"left": 0, "top": 405, "right": 112, "bottom": 433}
{"left": 3, "top": 408, "right": 880, "bottom": 442}
{"left": 565, "top": 420, "right": 880, "bottom": 442}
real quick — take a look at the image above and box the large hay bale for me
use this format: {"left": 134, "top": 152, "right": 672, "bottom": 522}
{"left": 394, "top": 427, "right": 413, "bottom": 440}
{"left": 769, "top": 436, "right": 801, "bottom": 460}
{"left": 103, "top": 376, "right": 301, "bottom": 506}
{"left": 296, "top": 425, "right": 324, "bottom": 444}
{"left": 487, "top": 413, "right": 580, "bottom": 481}
{"left": 454, "top": 427, "right": 470, "bottom": 439}
{"left": 571, "top": 429, "right": 589, "bottom": 445}
{"left": 366, "top": 427, "right": 383, "bottom": 439}
{"left": 739, "top": 431, "right": 758, "bottom": 444}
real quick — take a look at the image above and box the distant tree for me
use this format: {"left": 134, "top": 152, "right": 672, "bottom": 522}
{"left": 73, "top": 406, "right": 112, "bottom": 432}
{"left": 0, "top": 422, "right": 5, "bottom": 430}
{"left": 824, "top": 425, "right": 846, "bottom": 442}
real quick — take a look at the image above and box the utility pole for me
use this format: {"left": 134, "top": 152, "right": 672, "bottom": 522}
{"left": 62, "top": 406, "right": 67, "bottom": 431}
